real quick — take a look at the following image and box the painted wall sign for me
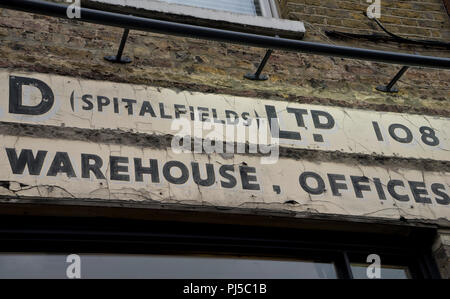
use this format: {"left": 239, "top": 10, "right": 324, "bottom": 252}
{"left": 0, "top": 135, "right": 448, "bottom": 222}
{"left": 0, "top": 71, "right": 449, "bottom": 161}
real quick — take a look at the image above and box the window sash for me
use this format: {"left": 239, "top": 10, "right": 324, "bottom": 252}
{"left": 0, "top": 253, "right": 338, "bottom": 279}
{"left": 157, "top": 0, "right": 278, "bottom": 17}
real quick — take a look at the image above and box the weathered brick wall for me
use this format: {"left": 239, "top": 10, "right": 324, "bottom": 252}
{"left": 284, "top": 0, "right": 450, "bottom": 41}
{"left": 442, "top": 0, "right": 450, "bottom": 16}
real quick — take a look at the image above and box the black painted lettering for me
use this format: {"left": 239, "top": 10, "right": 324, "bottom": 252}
{"left": 139, "top": 101, "right": 156, "bottom": 117}
{"left": 81, "top": 154, "right": 105, "bottom": 179}
{"left": 420, "top": 126, "right": 439, "bottom": 146}
{"left": 175, "top": 104, "right": 187, "bottom": 119}
{"left": 372, "top": 121, "right": 384, "bottom": 141}
{"left": 197, "top": 107, "right": 209, "bottom": 122}
{"left": 134, "top": 158, "right": 159, "bottom": 183}
{"left": 408, "top": 181, "right": 431, "bottom": 204}
{"left": 351, "top": 176, "right": 371, "bottom": 198}
{"left": 241, "top": 112, "right": 251, "bottom": 126}
{"left": 219, "top": 165, "right": 237, "bottom": 188}
{"left": 97, "top": 96, "right": 110, "bottom": 112}
{"left": 431, "top": 183, "right": 450, "bottom": 205}
{"left": 47, "top": 152, "right": 76, "bottom": 177}
{"left": 387, "top": 180, "right": 409, "bottom": 202}
{"left": 212, "top": 109, "right": 225, "bottom": 124}
{"left": 81, "top": 94, "right": 94, "bottom": 110}
{"left": 226, "top": 110, "right": 239, "bottom": 125}
{"left": 191, "top": 162, "right": 215, "bottom": 187}
{"left": 6, "top": 148, "right": 47, "bottom": 175}
{"left": 160, "top": 103, "right": 172, "bottom": 119}
{"left": 389, "top": 124, "right": 413, "bottom": 144}
{"left": 287, "top": 108, "right": 308, "bottom": 128}
{"left": 311, "top": 110, "right": 335, "bottom": 130}
{"left": 189, "top": 106, "right": 195, "bottom": 121}
{"left": 373, "top": 178, "right": 387, "bottom": 200}
{"left": 327, "top": 174, "right": 347, "bottom": 196}
{"left": 239, "top": 166, "right": 260, "bottom": 190}
{"left": 299, "top": 171, "right": 325, "bottom": 195}
{"left": 265, "top": 105, "right": 301, "bottom": 140}
{"left": 122, "top": 98, "right": 136, "bottom": 115}
{"left": 9, "top": 76, "right": 54, "bottom": 115}
{"left": 110, "top": 156, "right": 130, "bottom": 181}
{"left": 113, "top": 97, "right": 119, "bottom": 114}
{"left": 163, "top": 161, "right": 189, "bottom": 185}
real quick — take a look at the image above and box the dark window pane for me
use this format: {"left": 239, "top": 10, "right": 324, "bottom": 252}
{"left": 0, "top": 253, "right": 337, "bottom": 279}
{"left": 350, "top": 263, "right": 411, "bottom": 279}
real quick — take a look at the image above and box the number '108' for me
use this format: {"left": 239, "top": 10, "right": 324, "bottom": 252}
{"left": 372, "top": 121, "right": 440, "bottom": 146}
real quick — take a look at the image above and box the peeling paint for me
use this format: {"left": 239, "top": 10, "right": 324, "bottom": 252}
{"left": 1, "top": 71, "right": 449, "bottom": 161}
{"left": 0, "top": 135, "right": 448, "bottom": 224}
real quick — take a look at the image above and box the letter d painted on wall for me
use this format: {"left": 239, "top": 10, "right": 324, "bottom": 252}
{"left": 9, "top": 76, "right": 54, "bottom": 115}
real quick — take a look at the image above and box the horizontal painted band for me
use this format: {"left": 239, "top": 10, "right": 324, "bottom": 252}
{"left": 0, "top": 135, "right": 448, "bottom": 222}
{"left": 1, "top": 71, "right": 449, "bottom": 161}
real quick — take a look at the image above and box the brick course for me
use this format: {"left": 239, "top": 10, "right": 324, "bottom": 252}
{"left": 285, "top": 0, "right": 450, "bottom": 40}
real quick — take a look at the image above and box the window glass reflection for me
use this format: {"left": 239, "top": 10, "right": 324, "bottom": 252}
{"left": 350, "top": 263, "right": 410, "bottom": 279}
{"left": 0, "top": 253, "right": 337, "bottom": 279}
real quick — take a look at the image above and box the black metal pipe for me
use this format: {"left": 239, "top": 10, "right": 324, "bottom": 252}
{"left": 116, "top": 29, "right": 129, "bottom": 60}
{"left": 244, "top": 49, "right": 273, "bottom": 80}
{"left": 104, "top": 28, "right": 132, "bottom": 63}
{"left": 376, "top": 66, "right": 409, "bottom": 93}
{"left": 1, "top": 0, "right": 450, "bottom": 69}
{"left": 386, "top": 66, "right": 409, "bottom": 90}
{"left": 255, "top": 50, "right": 273, "bottom": 78}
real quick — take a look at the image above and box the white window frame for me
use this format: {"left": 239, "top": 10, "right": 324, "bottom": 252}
{"left": 86, "top": 0, "right": 305, "bottom": 36}
{"left": 259, "top": 0, "right": 280, "bottom": 18}
{"left": 153, "top": 0, "right": 279, "bottom": 18}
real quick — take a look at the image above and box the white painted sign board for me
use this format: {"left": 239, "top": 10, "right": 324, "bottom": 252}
{"left": 0, "top": 71, "right": 448, "bottom": 161}
{"left": 0, "top": 135, "right": 448, "bottom": 222}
